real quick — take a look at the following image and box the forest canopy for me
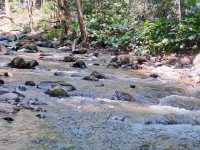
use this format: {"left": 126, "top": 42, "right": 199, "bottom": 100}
{"left": 1, "top": 0, "right": 200, "bottom": 55}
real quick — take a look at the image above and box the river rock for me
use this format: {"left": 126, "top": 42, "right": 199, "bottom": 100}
{"left": 0, "top": 80, "right": 4, "bottom": 85}
{"left": 63, "top": 55, "right": 76, "bottom": 62}
{"left": 72, "top": 60, "right": 87, "bottom": 69}
{"left": 25, "top": 81, "right": 36, "bottom": 86}
{"left": 72, "top": 48, "right": 87, "bottom": 54}
{"left": 83, "top": 71, "right": 107, "bottom": 81}
{"left": 159, "top": 95, "right": 200, "bottom": 111}
{"left": 36, "top": 41, "right": 55, "bottom": 48}
{"left": 90, "top": 71, "right": 107, "bottom": 79}
{"left": 46, "top": 86, "right": 69, "bottom": 97}
{"left": 150, "top": 73, "right": 159, "bottom": 78}
{"left": 112, "top": 91, "right": 136, "bottom": 102}
{"left": 8, "top": 57, "right": 39, "bottom": 69}
{"left": 3, "top": 117, "right": 14, "bottom": 123}
{"left": 83, "top": 75, "right": 99, "bottom": 81}
{"left": 37, "top": 81, "right": 76, "bottom": 92}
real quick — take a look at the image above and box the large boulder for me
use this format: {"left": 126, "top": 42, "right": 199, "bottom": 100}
{"left": 8, "top": 57, "right": 39, "bottom": 69}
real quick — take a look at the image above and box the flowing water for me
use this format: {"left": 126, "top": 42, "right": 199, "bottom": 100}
{"left": 0, "top": 47, "right": 200, "bottom": 150}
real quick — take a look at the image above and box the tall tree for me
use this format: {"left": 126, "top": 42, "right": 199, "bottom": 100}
{"left": 75, "top": 0, "right": 87, "bottom": 43}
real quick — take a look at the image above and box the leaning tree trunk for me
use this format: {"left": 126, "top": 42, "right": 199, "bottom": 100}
{"left": 75, "top": 0, "right": 87, "bottom": 44}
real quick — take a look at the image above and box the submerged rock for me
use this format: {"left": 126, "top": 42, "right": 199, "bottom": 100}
{"left": 112, "top": 91, "right": 136, "bottom": 102}
{"left": 72, "top": 60, "right": 87, "bottom": 69}
{"left": 8, "top": 57, "right": 39, "bottom": 69}
{"left": 46, "top": 86, "right": 69, "bottom": 97}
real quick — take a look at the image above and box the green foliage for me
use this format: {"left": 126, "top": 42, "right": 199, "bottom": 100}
{"left": 41, "top": 1, "right": 55, "bottom": 14}
{"left": 136, "top": 11, "right": 200, "bottom": 54}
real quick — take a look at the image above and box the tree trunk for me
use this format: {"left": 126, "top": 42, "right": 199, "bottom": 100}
{"left": 176, "top": 0, "right": 183, "bottom": 21}
{"left": 5, "top": 0, "right": 11, "bottom": 17}
{"left": 57, "top": 0, "right": 72, "bottom": 35}
{"left": 28, "top": 0, "right": 34, "bottom": 32}
{"left": 75, "top": 0, "right": 87, "bottom": 43}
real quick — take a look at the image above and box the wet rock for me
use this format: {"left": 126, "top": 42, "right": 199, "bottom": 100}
{"left": 130, "top": 84, "right": 136, "bottom": 88}
{"left": 18, "top": 85, "right": 27, "bottom": 91}
{"left": 121, "top": 64, "right": 141, "bottom": 70}
{"left": 17, "top": 42, "right": 38, "bottom": 53}
{"left": 37, "top": 81, "right": 76, "bottom": 92}
{"left": 93, "top": 52, "right": 99, "bottom": 57}
{"left": 16, "top": 39, "right": 34, "bottom": 50}
{"left": 91, "top": 71, "right": 107, "bottom": 79}
{"left": 93, "top": 63, "right": 100, "bottom": 66}
{"left": 72, "top": 48, "right": 87, "bottom": 54}
{"left": 18, "top": 47, "right": 38, "bottom": 53}
{"left": 20, "top": 98, "right": 47, "bottom": 112}
{"left": 108, "top": 55, "right": 142, "bottom": 69}
{"left": 83, "top": 75, "right": 99, "bottom": 81}
{"left": 63, "top": 55, "right": 76, "bottom": 62}
{"left": 72, "top": 60, "right": 87, "bottom": 69}
{"left": 8, "top": 57, "right": 39, "bottom": 69}
{"left": 159, "top": 95, "right": 200, "bottom": 111}
{"left": 36, "top": 113, "right": 46, "bottom": 119}
{"left": 150, "top": 73, "right": 159, "bottom": 78}
{"left": 112, "top": 91, "right": 136, "bottom": 102}
{"left": 95, "top": 83, "right": 105, "bottom": 87}
{"left": 3, "top": 117, "right": 14, "bottom": 123}
{"left": 54, "top": 71, "right": 65, "bottom": 76}
{"left": 25, "top": 81, "right": 36, "bottom": 86}
{"left": 46, "top": 86, "right": 69, "bottom": 97}
{"left": 136, "top": 56, "right": 148, "bottom": 64}
{"left": 3, "top": 72, "right": 12, "bottom": 77}
{"left": 0, "top": 79, "right": 4, "bottom": 85}
{"left": 36, "top": 41, "right": 55, "bottom": 48}
{"left": 83, "top": 71, "right": 107, "bottom": 82}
